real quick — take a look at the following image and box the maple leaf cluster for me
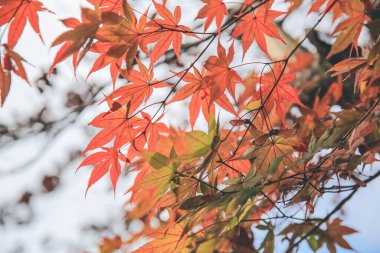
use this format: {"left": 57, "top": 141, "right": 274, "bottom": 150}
{"left": 1, "top": 0, "right": 380, "bottom": 252}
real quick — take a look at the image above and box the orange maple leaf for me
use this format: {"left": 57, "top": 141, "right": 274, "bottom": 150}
{"left": 241, "top": 0, "right": 256, "bottom": 11}
{"left": 87, "top": 42, "right": 125, "bottom": 84}
{"left": 308, "top": 0, "right": 343, "bottom": 21}
{"left": 82, "top": 100, "right": 137, "bottom": 154}
{"left": 88, "top": 0, "right": 124, "bottom": 13}
{"left": 204, "top": 43, "right": 242, "bottom": 101}
{"left": 78, "top": 146, "right": 122, "bottom": 194}
{"left": 0, "top": 62, "right": 11, "bottom": 105}
{"left": 144, "top": 1, "right": 198, "bottom": 66}
{"left": 3, "top": 44, "right": 29, "bottom": 83}
{"left": 196, "top": 0, "right": 229, "bottom": 33}
{"left": 327, "top": 0, "right": 369, "bottom": 57}
{"left": 170, "top": 67, "right": 236, "bottom": 127}
{"left": 0, "top": 0, "right": 50, "bottom": 47}
{"left": 133, "top": 224, "right": 189, "bottom": 253}
{"left": 216, "top": 130, "right": 251, "bottom": 180}
{"left": 50, "top": 8, "right": 101, "bottom": 73}
{"left": 0, "top": 45, "right": 30, "bottom": 105}
{"left": 232, "top": 5, "right": 285, "bottom": 57}
{"left": 106, "top": 59, "right": 169, "bottom": 114}
{"left": 90, "top": 8, "right": 149, "bottom": 82}
{"left": 254, "top": 64, "right": 305, "bottom": 126}
{"left": 132, "top": 112, "right": 169, "bottom": 152}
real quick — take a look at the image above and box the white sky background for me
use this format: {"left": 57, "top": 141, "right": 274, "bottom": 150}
{"left": 0, "top": 0, "right": 379, "bottom": 252}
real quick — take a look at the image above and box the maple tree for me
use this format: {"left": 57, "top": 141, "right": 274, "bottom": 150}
{"left": 1, "top": 0, "right": 380, "bottom": 252}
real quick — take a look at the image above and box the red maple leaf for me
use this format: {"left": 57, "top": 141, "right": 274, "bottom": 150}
{"left": 196, "top": 0, "right": 229, "bottom": 33}
{"left": 0, "top": 0, "right": 50, "bottom": 46}
{"left": 232, "top": 5, "right": 285, "bottom": 57}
